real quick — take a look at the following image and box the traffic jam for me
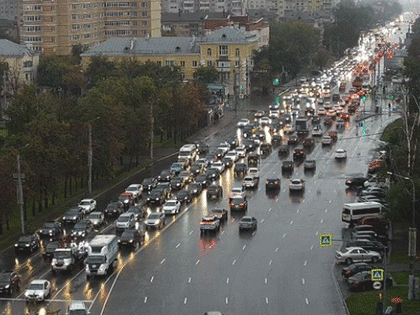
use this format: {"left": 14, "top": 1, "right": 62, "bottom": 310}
{"left": 1, "top": 21, "right": 400, "bottom": 314}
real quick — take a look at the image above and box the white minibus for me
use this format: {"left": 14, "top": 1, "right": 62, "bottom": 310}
{"left": 342, "top": 202, "right": 383, "bottom": 225}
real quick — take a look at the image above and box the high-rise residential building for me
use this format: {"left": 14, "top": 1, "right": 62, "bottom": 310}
{"left": 18, "top": 0, "right": 161, "bottom": 55}
{"left": 0, "top": 0, "right": 18, "bottom": 20}
{"left": 162, "top": 0, "right": 244, "bottom": 15}
{"left": 267, "top": 0, "right": 337, "bottom": 18}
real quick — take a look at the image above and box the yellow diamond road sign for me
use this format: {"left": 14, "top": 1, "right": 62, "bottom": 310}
{"left": 371, "top": 269, "right": 384, "bottom": 281}
{"left": 319, "top": 234, "right": 332, "bottom": 247}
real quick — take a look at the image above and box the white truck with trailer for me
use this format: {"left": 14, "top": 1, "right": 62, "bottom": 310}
{"left": 85, "top": 235, "right": 118, "bottom": 279}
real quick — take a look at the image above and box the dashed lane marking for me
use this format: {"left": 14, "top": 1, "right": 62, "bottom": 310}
{"left": 176, "top": 243, "right": 180, "bottom": 248}
{"left": 160, "top": 259, "right": 166, "bottom": 264}
{"left": 232, "top": 259, "right": 237, "bottom": 265}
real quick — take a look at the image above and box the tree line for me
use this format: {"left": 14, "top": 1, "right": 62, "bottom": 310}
{"left": 0, "top": 56, "right": 211, "bottom": 234}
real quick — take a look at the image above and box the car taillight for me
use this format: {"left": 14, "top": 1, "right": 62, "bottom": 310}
{"left": 230, "top": 202, "right": 234, "bottom": 207}
{"left": 240, "top": 203, "right": 245, "bottom": 207}
{"left": 346, "top": 271, "right": 351, "bottom": 275}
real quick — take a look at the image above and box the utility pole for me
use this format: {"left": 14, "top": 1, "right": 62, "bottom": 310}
{"left": 150, "top": 103, "right": 154, "bottom": 159}
{"left": 16, "top": 155, "right": 25, "bottom": 234}
{"left": 3, "top": 70, "right": 7, "bottom": 115}
{"left": 88, "top": 123, "right": 92, "bottom": 196}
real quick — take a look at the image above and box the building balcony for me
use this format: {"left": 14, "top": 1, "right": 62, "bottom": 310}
{"left": 218, "top": 55, "right": 229, "bottom": 61}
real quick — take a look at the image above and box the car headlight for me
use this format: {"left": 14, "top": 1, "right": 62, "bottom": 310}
{"left": 124, "top": 200, "right": 129, "bottom": 203}
{"left": 4, "top": 285, "right": 10, "bottom": 289}
{"left": 15, "top": 244, "right": 18, "bottom": 247}
{"left": 85, "top": 264, "right": 90, "bottom": 271}
{"left": 129, "top": 240, "right": 133, "bottom": 243}
{"left": 62, "top": 216, "right": 66, "bottom": 220}
{"left": 98, "top": 265, "right": 106, "bottom": 272}
{"left": 25, "top": 244, "right": 30, "bottom": 247}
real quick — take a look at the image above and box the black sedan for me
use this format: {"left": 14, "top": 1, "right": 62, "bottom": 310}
{"left": 266, "top": 178, "right": 281, "bottom": 192}
{"left": 14, "top": 233, "right": 40, "bottom": 254}
{"left": 126, "top": 205, "right": 145, "bottom": 221}
{"left": 176, "top": 190, "right": 192, "bottom": 204}
{"left": 210, "top": 208, "right": 228, "bottom": 222}
{"left": 347, "top": 271, "right": 392, "bottom": 291}
{"left": 345, "top": 173, "right": 368, "bottom": 188}
{"left": 188, "top": 182, "right": 203, "bottom": 196}
{"left": 42, "top": 241, "right": 61, "bottom": 260}
{"left": 104, "top": 201, "right": 124, "bottom": 217}
{"left": 118, "top": 229, "right": 145, "bottom": 250}
{"left": 0, "top": 271, "right": 20, "bottom": 295}
{"left": 195, "top": 174, "right": 209, "bottom": 188}
{"left": 157, "top": 169, "right": 173, "bottom": 182}
{"left": 207, "top": 183, "right": 223, "bottom": 199}
{"left": 142, "top": 177, "right": 158, "bottom": 193}
{"left": 230, "top": 196, "right": 248, "bottom": 211}
{"left": 62, "top": 207, "right": 84, "bottom": 225}
{"left": 39, "top": 221, "right": 63, "bottom": 240}
{"left": 70, "top": 220, "right": 92, "bottom": 240}
{"left": 341, "top": 262, "right": 375, "bottom": 279}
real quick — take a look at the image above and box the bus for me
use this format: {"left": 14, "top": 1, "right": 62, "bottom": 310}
{"left": 342, "top": 202, "right": 383, "bottom": 225}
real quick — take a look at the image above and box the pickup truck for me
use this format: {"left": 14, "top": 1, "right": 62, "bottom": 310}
{"left": 51, "top": 246, "right": 87, "bottom": 274}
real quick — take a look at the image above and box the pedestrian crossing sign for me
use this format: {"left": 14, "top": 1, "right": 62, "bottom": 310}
{"left": 371, "top": 269, "right": 384, "bottom": 281}
{"left": 319, "top": 234, "right": 332, "bottom": 247}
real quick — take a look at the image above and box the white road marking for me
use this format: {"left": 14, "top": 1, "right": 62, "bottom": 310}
{"left": 325, "top": 209, "right": 328, "bottom": 213}
{"left": 160, "top": 259, "right": 166, "bottom": 264}
{"left": 188, "top": 277, "right": 191, "bottom": 283}
{"left": 150, "top": 276, "right": 154, "bottom": 282}
{"left": 304, "top": 260, "right": 308, "bottom": 266}
{"left": 320, "top": 219, "right": 324, "bottom": 223}
{"left": 305, "top": 298, "right": 309, "bottom": 305}
{"left": 302, "top": 278, "right": 305, "bottom": 285}
{"left": 176, "top": 243, "right": 180, "bottom": 248}
{"left": 261, "top": 219, "right": 265, "bottom": 223}
{"left": 283, "top": 233, "right": 286, "bottom": 238}
{"left": 334, "top": 190, "right": 336, "bottom": 193}
{"left": 269, "top": 260, "right": 272, "bottom": 266}
{"left": 221, "top": 230, "right": 225, "bottom": 235}
{"left": 189, "top": 230, "right": 193, "bottom": 235}
{"left": 144, "top": 297, "right": 147, "bottom": 303}
{"left": 195, "top": 260, "right": 200, "bottom": 265}
{"left": 296, "top": 209, "right": 299, "bottom": 213}
{"left": 329, "top": 200, "right": 332, "bottom": 203}
{"left": 242, "top": 245, "right": 246, "bottom": 250}
{"left": 310, "top": 246, "right": 314, "bottom": 250}
{"left": 316, "top": 231, "right": 319, "bottom": 236}
{"left": 232, "top": 259, "right": 237, "bottom": 265}
{"left": 269, "top": 208, "right": 272, "bottom": 212}
{"left": 184, "top": 298, "right": 188, "bottom": 304}
{"left": 227, "top": 278, "right": 229, "bottom": 284}
{"left": 226, "top": 297, "right": 229, "bottom": 304}
{"left": 275, "top": 247, "right": 279, "bottom": 252}
{"left": 266, "top": 297, "right": 269, "bottom": 304}
{"left": 252, "top": 231, "right": 256, "bottom": 236}
{"left": 265, "top": 278, "right": 268, "bottom": 284}
{"left": 290, "top": 221, "right": 293, "bottom": 225}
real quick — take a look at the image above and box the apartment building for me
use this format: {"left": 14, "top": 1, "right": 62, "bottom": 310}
{"left": 0, "top": 0, "right": 18, "bottom": 20}
{"left": 18, "top": 0, "right": 161, "bottom": 55}
{"left": 81, "top": 26, "right": 258, "bottom": 96}
{"left": 267, "top": 0, "right": 337, "bottom": 18}
{"left": 162, "top": 0, "right": 244, "bottom": 15}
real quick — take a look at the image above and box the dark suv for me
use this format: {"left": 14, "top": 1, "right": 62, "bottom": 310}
{"left": 104, "top": 201, "right": 124, "bottom": 217}
{"left": 39, "top": 221, "right": 63, "bottom": 240}
{"left": 229, "top": 196, "right": 248, "bottom": 211}
{"left": 207, "top": 183, "right": 223, "bottom": 199}
{"left": 147, "top": 189, "right": 166, "bottom": 206}
{"left": 15, "top": 233, "right": 40, "bottom": 254}
{"left": 293, "top": 147, "right": 306, "bottom": 160}
{"left": 282, "top": 161, "right": 294, "bottom": 173}
{"left": 266, "top": 178, "right": 281, "bottom": 192}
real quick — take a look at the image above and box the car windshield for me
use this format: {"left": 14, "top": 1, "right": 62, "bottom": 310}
{"left": 28, "top": 283, "right": 44, "bottom": 290}
{"left": 291, "top": 180, "right": 301, "bottom": 184}
{"left": 0, "top": 274, "right": 10, "bottom": 282}
{"left": 66, "top": 210, "right": 79, "bottom": 216}
{"left": 241, "top": 218, "right": 252, "bottom": 222}
{"left": 89, "top": 214, "right": 101, "bottom": 219}
{"left": 79, "top": 201, "right": 90, "bottom": 206}
{"left": 190, "top": 184, "right": 199, "bottom": 189}
{"left": 148, "top": 214, "right": 160, "bottom": 220}
{"left": 196, "top": 175, "right": 206, "bottom": 181}
{"left": 69, "top": 309, "right": 88, "bottom": 315}
{"left": 43, "top": 222, "right": 56, "bottom": 228}
{"left": 232, "top": 197, "right": 244, "bottom": 203}
{"left": 87, "top": 256, "right": 105, "bottom": 264}
{"left": 142, "top": 179, "right": 152, "bottom": 185}
{"left": 126, "top": 187, "right": 137, "bottom": 192}
{"left": 46, "top": 243, "right": 59, "bottom": 250}
{"left": 118, "top": 216, "right": 130, "bottom": 222}
{"left": 166, "top": 201, "right": 177, "bottom": 206}
{"left": 121, "top": 231, "right": 135, "bottom": 238}
{"left": 54, "top": 251, "right": 71, "bottom": 259}
{"left": 19, "top": 236, "right": 32, "bottom": 242}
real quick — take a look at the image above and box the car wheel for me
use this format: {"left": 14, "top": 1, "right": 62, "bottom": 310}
{"left": 371, "top": 256, "right": 379, "bottom": 263}
{"left": 345, "top": 258, "right": 353, "bottom": 265}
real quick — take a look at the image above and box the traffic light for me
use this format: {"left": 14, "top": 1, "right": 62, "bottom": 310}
{"left": 390, "top": 94, "right": 394, "bottom": 100}
{"left": 273, "top": 78, "right": 279, "bottom": 85}
{"left": 275, "top": 97, "right": 280, "bottom": 105}
{"left": 361, "top": 96, "right": 366, "bottom": 102}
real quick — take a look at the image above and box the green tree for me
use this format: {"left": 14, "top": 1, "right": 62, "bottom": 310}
{"left": 313, "top": 48, "right": 331, "bottom": 71}
{"left": 84, "top": 56, "right": 116, "bottom": 89}
{"left": 36, "top": 55, "right": 78, "bottom": 91}
{"left": 193, "top": 65, "right": 219, "bottom": 84}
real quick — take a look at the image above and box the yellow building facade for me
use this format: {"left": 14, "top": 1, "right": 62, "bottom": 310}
{"left": 81, "top": 26, "right": 258, "bottom": 96}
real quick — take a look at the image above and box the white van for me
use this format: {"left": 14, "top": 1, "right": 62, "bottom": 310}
{"left": 342, "top": 202, "right": 383, "bottom": 225}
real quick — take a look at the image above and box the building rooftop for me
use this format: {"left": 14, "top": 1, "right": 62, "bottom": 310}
{"left": 199, "top": 26, "right": 257, "bottom": 44}
{"left": 162, "top": 12, "right": 228, "bottom": 23}
{"left": 81, "top": 36, "right": 200, "bottom": 57}
{"left": 0, "top": 39, "right": 35, "bottom": 57}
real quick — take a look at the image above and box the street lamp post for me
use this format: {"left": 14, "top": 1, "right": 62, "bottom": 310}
{"left": 88, "top": 117, "right": 100, "bottom": 196}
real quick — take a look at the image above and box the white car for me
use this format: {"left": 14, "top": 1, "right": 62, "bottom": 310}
{"left": 237, "top": 119, "right": 250, "bottom": 128}
{"left": 289, "top": 178, "right": 305, "bottom": 191}
{"left": 317, "top": 107, "right": 326, "bottom": 115}
{"left": 322, "top": 135, "right": 333, "bottom": 146}
{"left": 217, "top": 143, "right": 230, "bottom": 155}
{"left": 335, "top": 246, "right": 381, "bottom": 264}
{"left": 284, "top": 124, "right": 294, "bottom": 134}
{"left": 269, "top": 110, "right": 280, "bottom": 119}
{"left": 211, "top": 161, "right": 225, "bottom": 173}
{"left": 242, "top": 176, "right": 259, "bottom": 189}
{"left": 125, "top": 184, "right": 143, "bottom": 200}
{"left": 260, "top": 117, "right": 272, "bottom": 125}
{"left": 229, "top": 187, "right": 246, "bottom": 199}
{"left": 248, "top": 167, "right": 260, "bottom": 179}
{"left": 323, "top": 101, "right": 332, "bottom": 109}
{"left": 225, "top": 150, "right": 239, "bottom": 162}
{"left": 25, "top": 279, "right": 51, "bottom": 302}
{"left": 312, "top": 126, "right": 322, "bottom": 136}
{"left": 236, "top": 146, "right": 247, "bottom": 158}
{"left": 78, "top": 199, "right": 96, "bottom": 214}
{"left": 334, "top": 149, "right": 347, "bottom": 159}
{"left": 162, "top": 199, "right": 181, "bottom": 215}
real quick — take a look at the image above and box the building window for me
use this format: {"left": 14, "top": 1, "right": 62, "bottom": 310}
{"left": 142, "top": 11, "right": 148, "bottom": 17}
{"left": 180, "top": 61, "right": 185, "bottom": 67}
{"left": 157, "top": 61, "right": 161, "bottom": 65}
{"left": 166, "top": 60, "right": 175, "bottom": 66}
{"left": 181, "top": 73, "right": 186, "bottom": 81}
{"left": 235, "top": 48, "right": 240, "bottom": 57}
{"left": 142, "top": 21, "right": 148, "bottom": 26}
{"left": 23, "top": 61, "right": 33, "bottom": 67}
{"left": 207, "top": 61, "right": 212, "bottom": 67}
{"left": 222, "top": 72, "right": 230, "bottom": 80}
{"left": 219, "top": 45, "right": 227, "bottom": 56}
{"left": 235, "top": 61, "right": 240, "bottom": 67}
{"left": 192, "top": 60, "right": 198, "bottom": 67}
{"left": 207, "top": 48, "right": 211, "bottom": 56}
{"left": 141, "top": 1, "right": 147, "bottom": 7}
